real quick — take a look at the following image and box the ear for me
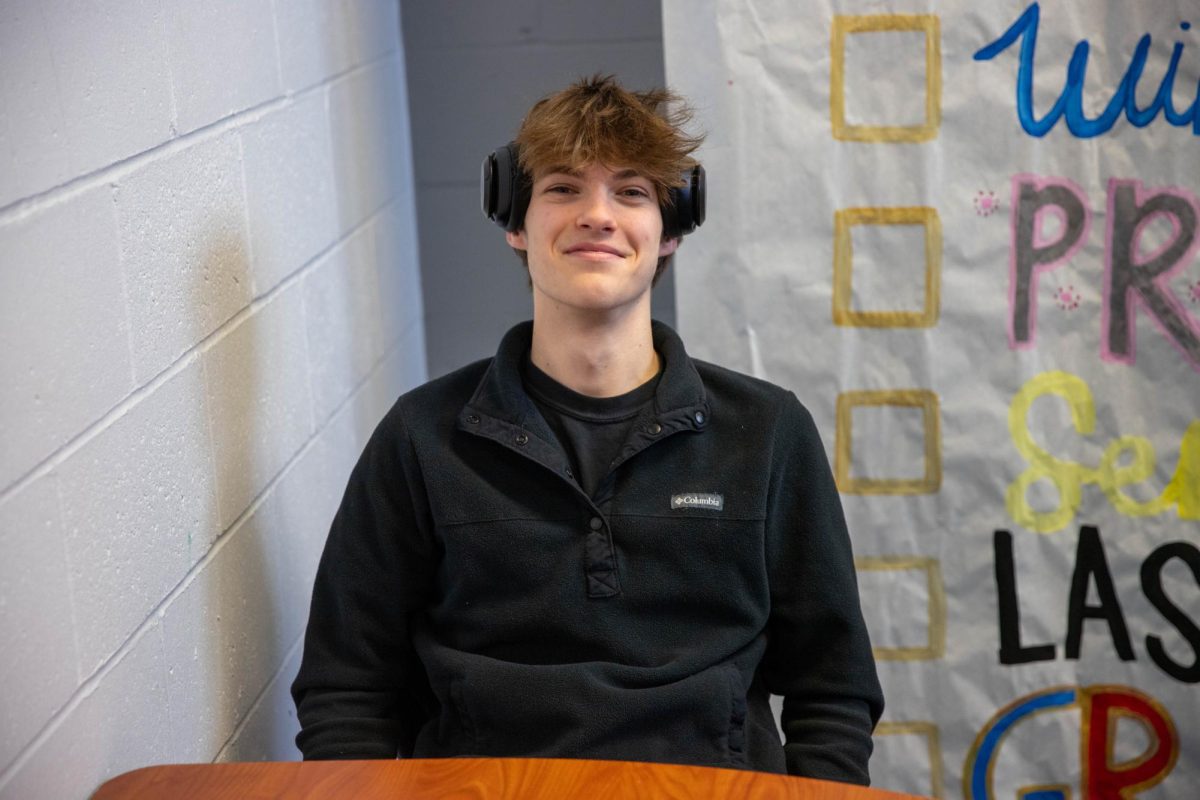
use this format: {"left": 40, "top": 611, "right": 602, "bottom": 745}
{"left": 506, "top": 230, "right": 527, "bottom": 250}
{"left": 658, "top": 236, "right": 679, "bottom": 257}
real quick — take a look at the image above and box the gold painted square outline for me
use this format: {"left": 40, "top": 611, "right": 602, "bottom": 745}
{"left": 875, "top": 721, "right": 945, "bottom": 798}
{"left": 830, "top": 14, "right": 942, "bottom": 142}
{"left": 835, "top": 389, "right": 941, "bottom": 494}
{"left": 855, "top": 556, "right": 946, "bottom": 660}
{"left": 833, "top": 207, "right": 942, "bottom": 328}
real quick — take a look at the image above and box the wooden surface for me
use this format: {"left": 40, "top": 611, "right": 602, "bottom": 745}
{"left": 92, "top": 758, "right": 926, "bottom": 799}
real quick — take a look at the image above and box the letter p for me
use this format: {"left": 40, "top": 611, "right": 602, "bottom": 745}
{"left": 1010, "top": 176, "right": 1090, "bottom": 348}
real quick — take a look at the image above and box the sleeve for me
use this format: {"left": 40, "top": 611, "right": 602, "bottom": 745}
{"left": 290, "top": 401, "right": 438, "bottom": 760}
{"left": 758, "top": 392, "right": 884, "bottom": 785}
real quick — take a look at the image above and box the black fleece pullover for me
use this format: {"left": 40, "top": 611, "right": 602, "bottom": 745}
{"left": 292, "top": 321, "right": 883, "bottom": 783}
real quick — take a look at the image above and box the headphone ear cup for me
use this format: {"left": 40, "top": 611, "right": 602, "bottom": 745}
{"left": 690, "top": 164, "right": 706, "bottom": 231}
{"left": 664, "top": 164, "right": 706, "bottom": 238}
{"left": 662, "top": 189, "right": 680, "bottom": 240}
{"left": 481, "top": 151, "right": 501, "bottom": 224}
{"left": 481, "top": 143, "right": 530, "bottom": 232}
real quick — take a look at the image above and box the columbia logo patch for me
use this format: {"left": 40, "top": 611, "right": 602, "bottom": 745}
{"left": 671, "top": 493, "right": 724, "bottom": 511}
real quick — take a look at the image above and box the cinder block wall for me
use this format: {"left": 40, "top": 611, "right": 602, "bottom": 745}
{"left": 0, "top": 2, "right": 425, "bottom": 797}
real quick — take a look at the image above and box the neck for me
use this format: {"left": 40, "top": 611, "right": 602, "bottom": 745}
{"left": 529, "top": 299, "right": 659, "bottom": 398}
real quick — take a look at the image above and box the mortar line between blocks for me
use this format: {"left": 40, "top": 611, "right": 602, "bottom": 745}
{"left": 268, "top": 0, "right": 286, "bottom": 98}
{"left": 110, "top": 182, "right": 140, "bottom": 415}
{"left": 235, "top": 133, "right": 257, "bottom": 295}
{"left": 159, "top": 0, "right": 180, "bottom": 137}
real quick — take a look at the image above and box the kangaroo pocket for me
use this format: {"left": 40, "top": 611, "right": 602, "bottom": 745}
{"left": 444, "top": 653, "right": 747, "bottom": 767}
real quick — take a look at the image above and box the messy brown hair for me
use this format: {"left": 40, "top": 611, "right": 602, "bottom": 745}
{"left": 510, "top": 74, "right": 704, "bottom": 285}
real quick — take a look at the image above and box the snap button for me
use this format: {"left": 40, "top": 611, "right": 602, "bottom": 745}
{"left": 693, "top": 411, "right": 706, "bottom": 426}
{"left": 589, "top": 516, "right": 603, "bottom": 531}
{"left": 465, "top": 414, "right": 480, "bottom": 424}
{"left": 647, "top": 422, "right": 662, "bottom": 435}
{"left": 515, "top": 432, "right": 529, "bottom": 445}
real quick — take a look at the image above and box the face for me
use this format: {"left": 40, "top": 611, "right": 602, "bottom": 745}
{"left": 506, "top": 162, "right": 679, "bottom": 317}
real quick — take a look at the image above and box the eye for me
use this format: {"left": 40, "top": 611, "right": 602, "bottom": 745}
{"left": 545, "top": 184, "right": 577, "bottom": 195}
{"left": 619, "top": 186, "right": 652, "bottom": 199}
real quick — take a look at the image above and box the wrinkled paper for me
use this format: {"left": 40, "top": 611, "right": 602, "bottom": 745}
{"left": 665, "top": 1, "right": 1200, "bottom": 796}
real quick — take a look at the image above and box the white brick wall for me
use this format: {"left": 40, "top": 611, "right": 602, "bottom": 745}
{"left": 0, "top": 1, "right": 175, "bottom": 208}
{"left": 59, "top": 359, "right": 219, "bottom": 677}
{"left": 0, "top": 185, "right": 133, "bottom": 490}
{"left": 116, "top": 132, "right": 255, "bottom": 384}
{"left": 165, "top": 0, "right": 282, "bottom": 136}
{"left": 0, "top": 477, "right": 77, "bottom": 771}
{"left": 0, "top": 2, "right": 424, "bottom": 797}
{"left": 241, "top": 92, "right": 339, "bottom": 294}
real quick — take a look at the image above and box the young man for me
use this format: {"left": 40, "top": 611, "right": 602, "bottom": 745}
{"left": 292, "top": 76, "right": 883, "bottom": 784}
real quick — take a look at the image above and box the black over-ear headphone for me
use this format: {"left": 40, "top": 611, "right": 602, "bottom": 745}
{"left": 481, "top": 143, "right": 706, "bottom": 239}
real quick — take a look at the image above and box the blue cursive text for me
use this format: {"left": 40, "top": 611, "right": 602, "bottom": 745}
{"left": 974, "top": 3, "right": 1198, "bottom": 138}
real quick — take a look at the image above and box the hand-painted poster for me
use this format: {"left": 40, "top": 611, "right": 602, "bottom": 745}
{"left": 664, "top": 2, "right": 1199, "bottom": 797}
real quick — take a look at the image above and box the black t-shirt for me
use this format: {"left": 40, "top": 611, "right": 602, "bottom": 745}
{"left": 522, "top": 356, "right": 660, "bottom": 499}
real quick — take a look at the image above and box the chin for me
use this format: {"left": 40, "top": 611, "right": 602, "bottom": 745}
{"left": 548, "top": 287, "right": 646, "bottom": 314}
{"left": 566, "top": 294, "right": 635, "bottom": 313}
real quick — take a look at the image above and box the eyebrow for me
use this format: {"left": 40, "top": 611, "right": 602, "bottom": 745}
{"left": 540, "top": 166, "right": 647, "bottom": 181}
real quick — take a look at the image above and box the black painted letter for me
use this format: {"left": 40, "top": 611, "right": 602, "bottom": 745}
{"left": 995, "top": 529, "right": 1057, "bottom": 664}
{"left": 1011, "top": 180, "right": 1088, "bottom": 345}
{"left": 1141, "top": 541, "right": 1200, "bottom": 683}
{"left": 1065, "top": 525, "right": 1135, "bottom": 660}
{"left": 1105, "top": 180, "right": 1200, "bottom": 367}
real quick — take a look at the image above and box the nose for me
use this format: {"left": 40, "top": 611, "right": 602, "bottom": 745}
{"left": 576, "top": 189, "right": 616, "bottom": 232}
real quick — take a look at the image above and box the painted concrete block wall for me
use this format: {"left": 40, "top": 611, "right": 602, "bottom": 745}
{"left": 0, "top": 2, "right": 425, "bottom": 797}
{"left": 401, "top": 0, "right": 674, "bottom": 379}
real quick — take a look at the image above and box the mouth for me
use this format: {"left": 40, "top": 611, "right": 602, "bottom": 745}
{"left": 564, "top": 243, "right": 626, "bottom": 259}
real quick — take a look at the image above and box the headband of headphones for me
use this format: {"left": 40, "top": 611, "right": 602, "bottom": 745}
{"left": 481, "top": 143, "right": 706, "bottom": 239}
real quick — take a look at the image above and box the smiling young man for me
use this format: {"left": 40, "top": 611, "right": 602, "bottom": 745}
{"left": 292, "top": 76, "right": 883, "bottom": 784}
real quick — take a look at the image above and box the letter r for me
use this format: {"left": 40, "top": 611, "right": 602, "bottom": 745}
{"left": 1103, "top": 179, "right": 1200, "bottom": 372}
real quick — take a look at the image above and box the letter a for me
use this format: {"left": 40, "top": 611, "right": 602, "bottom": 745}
{"left": 1065, "top": 526, "right": 1134, "bottom": 660}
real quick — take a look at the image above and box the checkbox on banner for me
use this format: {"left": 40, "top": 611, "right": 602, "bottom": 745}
{"left": 833, "top": 207, "right": 941, "bottom": 328}
{"left": 835, "top": 389, "right": 941, "bottom": 494}
{"left": 831, "top": 14, "right": 941, "bottom": 142}
{"left": 855, "top": 556, "right": 946, "bottom": 661}
{"left": 873, "top": 721, "right": 944, "bottom": 798}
